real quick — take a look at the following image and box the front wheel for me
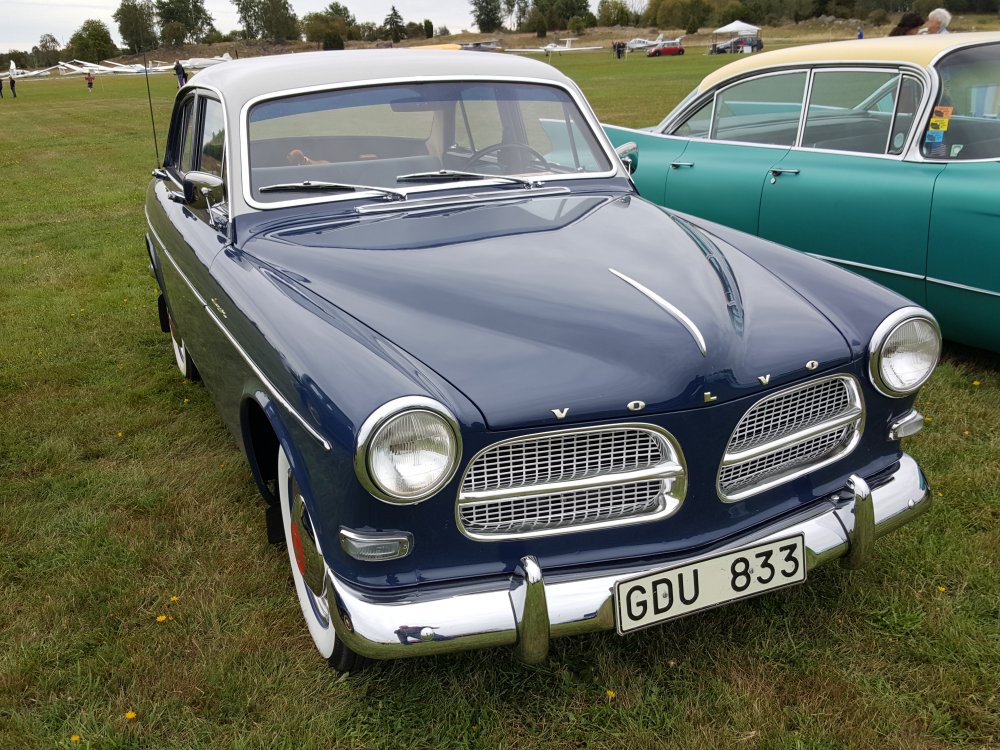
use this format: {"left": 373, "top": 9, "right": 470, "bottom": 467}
{"left": 678, "top": 49, "right": 685, "bottom": 55}
{"left": 278, "top": 445, "right": 367, "bottom": 672}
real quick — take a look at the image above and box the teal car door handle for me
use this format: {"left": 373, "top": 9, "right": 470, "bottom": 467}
{"left": 670, "top": 161, "right": 694, "bottom": 168}
{"left": 769, "top": 167, "right": 800, "bottom": 184}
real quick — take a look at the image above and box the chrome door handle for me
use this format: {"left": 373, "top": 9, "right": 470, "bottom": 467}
{"left": 769, "top": 167, "right": 799, "bottom": 184}
{"left": 670, "top": 162, "right": 694, "bottom": 169}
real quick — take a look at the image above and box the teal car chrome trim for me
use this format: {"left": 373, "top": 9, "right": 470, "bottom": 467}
{"left": 927, "top": 276, "right": 1000, "bottom": 298}
{"left": 327, "top": 454, "right": 929, "bottom": 661}
{"left": 148, "top": 214, "right": 333, "bottom": 451}
{"left": 806, "top": 253, "right": 926, "bottom": 280}
{"left": 608, "top": 268, "right": 707, "bottom": 356}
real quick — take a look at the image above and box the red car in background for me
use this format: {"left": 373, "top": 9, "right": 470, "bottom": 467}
{"left": 647, "top": 40, "right": 685, "bottom": 56}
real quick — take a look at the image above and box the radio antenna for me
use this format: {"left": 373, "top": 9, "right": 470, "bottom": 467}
{"left": 141, "top": 44, "right": 160, "bottom": 168}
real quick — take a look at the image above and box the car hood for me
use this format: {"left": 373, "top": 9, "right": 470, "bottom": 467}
{"left": 247, "top": 193, "right": 851, "bottom": 430}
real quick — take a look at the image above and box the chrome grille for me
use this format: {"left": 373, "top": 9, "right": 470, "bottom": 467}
{"left": 458, "top": 426, "right": 686, "bottom": 539}
{"left": 719, "top": 375, "right": 863, "bottom": 501}
{"left": 460, "top": 481, "right": 663, "bottom": 536}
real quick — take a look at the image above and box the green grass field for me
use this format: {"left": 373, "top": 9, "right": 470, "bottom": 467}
{"left": 0, "top": 55, "right": 998, "bottom": 749}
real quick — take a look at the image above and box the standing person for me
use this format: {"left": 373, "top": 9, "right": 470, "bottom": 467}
{"left": 888, "top": 12, "right": 924, "bottom": 36}
{"left": 0, "top": 78, "right": 4, "bottom": 99}
{"left": 857, "top": 26, "right": 864, "bottom": 39}
{"left": 85, "top": 72, "right": 94, "bottom": 92}
{"left": 924, "top": 8, "right": 952, "bottom": 33}
{"left": 8, "top": 75, "right": 15, "bottom": 98}
{"left": 173, "top": 60, "right": 187, "bottom": 88}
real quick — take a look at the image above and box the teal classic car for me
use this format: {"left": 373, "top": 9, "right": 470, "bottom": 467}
{"left": 605, "top": 33, "right": 1000, "bottom": 352}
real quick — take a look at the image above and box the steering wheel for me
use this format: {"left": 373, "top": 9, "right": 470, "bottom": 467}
{"left": 464, "top": 143, "right": 550, "bottom": 171}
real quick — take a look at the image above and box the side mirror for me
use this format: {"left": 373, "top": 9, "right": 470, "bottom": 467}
{"left": 615, "top": 141, "right": 639, "bottom": 174}
{"left": 182, "top": 171, "right": 225, "bottom": 210}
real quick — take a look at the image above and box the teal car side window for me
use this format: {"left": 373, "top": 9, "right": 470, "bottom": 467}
{"left": 711, "top": 72, "right": 806, "bottom": 146}
{"left": 802, "top": 70, "right": 923, "bottom": 155}
{"left": 923, "top": 42, "right": 1000, "bottom": 160}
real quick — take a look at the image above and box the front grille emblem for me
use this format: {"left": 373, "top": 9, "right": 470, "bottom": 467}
{"left": 551, "top": 408, "right": 569, "bottom": 420}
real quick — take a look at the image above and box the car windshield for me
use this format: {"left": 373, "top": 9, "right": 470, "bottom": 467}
{"left": 924, "top": 42, "right": 1000, "bottom": 160}
{"left": 247, "top": 80, "right": 612, "bottom": 204}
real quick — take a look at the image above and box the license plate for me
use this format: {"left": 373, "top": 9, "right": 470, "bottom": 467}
{"left": 614, "top": 534, "right": 806, "bottom": 634}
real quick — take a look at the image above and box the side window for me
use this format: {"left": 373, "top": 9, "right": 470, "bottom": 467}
{"left": 712, "top": 72, "right": 806, "bottom": 146}
{"left": 922, "top": 43, "right": 1000, "bottom": 159}
{"left": 176, "top": 97, "right": 197, "bottom": 173}
{"left": 802, "top": 70, "right": 900, "bottom": 154}
{"left": 889, "top": 76, "right": 924, "bottom": 154}
{"left": 199, "top": 99, "right": 225, "bottom": 177}
{"left": 672, "top": 99, "right": 713, "bottom": 138}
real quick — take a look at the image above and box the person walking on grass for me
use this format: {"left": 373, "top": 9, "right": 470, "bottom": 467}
{"left": 1, "top": 78, "right": 4, "bottom": 99}
{"left": 9, "top": 76, "right": 15, "bottom": 98}
{"left": 85, "top": 72, "right": 94, "bottom": 92}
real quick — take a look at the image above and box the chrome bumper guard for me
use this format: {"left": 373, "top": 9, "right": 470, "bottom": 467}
{"left": 328, "top": 453, "right": 929, "bottom": 662}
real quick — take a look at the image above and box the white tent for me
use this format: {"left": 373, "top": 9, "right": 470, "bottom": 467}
{"left": 713, "top": 20, "right": 760, "bottom": 35}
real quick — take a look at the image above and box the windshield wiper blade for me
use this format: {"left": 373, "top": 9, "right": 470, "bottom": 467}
{"left": 396, "top": 170, "right": 536, "bottom": 188}
{"left": 258, "top": 180, "right": 406, "bottom": 200}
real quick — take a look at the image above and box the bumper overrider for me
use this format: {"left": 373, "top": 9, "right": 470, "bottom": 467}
{"left": 327, "top": 453, "right": 929, "bottom": 662}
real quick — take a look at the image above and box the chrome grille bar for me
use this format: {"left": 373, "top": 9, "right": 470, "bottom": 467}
{"left": 458, "top": 425, "right": 686, "bottom": 540}
{"left": 719, "top": 375, "right": 864, "bottom": 501}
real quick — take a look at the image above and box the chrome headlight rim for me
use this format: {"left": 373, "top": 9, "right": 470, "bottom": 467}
{"left": 868, "top": 306, "right": 941, "bottom": 398}
{"left": 354, "top": 396, "right": 462, "bottom": 505}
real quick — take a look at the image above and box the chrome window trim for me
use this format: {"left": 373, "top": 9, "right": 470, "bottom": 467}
{"left": 868, "top": 307, "right": 941, "bottom": 398}
{"left": 353, "top": 396, "right": 462, "bottom": 505}
{"left": 238, "top": 74, "right": 621, "bottom": 211}
{"left": 717, "top": 374, "right": 865, "bottom": 502}
{"left": 169, "top": 84, "right": 236, "bottom": 244}
{"left": 663, "top": 63, "right": 935, "bottom": 161}
{"left": 456, "top": 423, "right": 688, "bottom": 541}
{"left": 145, "top": 209, "right": 332, "bottom": 451}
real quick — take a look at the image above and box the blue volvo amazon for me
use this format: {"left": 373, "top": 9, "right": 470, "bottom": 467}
{"left": 145, "top": 49, "right": 940, "bottom": 670}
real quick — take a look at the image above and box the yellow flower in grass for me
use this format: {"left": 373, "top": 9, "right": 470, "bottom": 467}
{"left": 170, "top": 595, "right": 180, "bottom": 602}
{"left": 937, "top": 585, "right": 947, "bottom": 593}
{"left": 124, "top": 710, "right": 137, "bottom": 721}
{"left": 605, "top": 689, "right": 616, "bottom": 700}
{"left": 70, "top": 735, "right": 81, "bottom": 743}
{"left": 972, "top": 380, "right": 981, "bottom": 386}
{"left": 156, "top": 614, "right": 167, "bottom": 623}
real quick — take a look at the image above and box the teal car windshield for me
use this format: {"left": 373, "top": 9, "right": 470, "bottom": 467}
{"left": 247, "top": 81, "right": 612, "bottom": 202}
{"left": 924, "top": 43, "right": 1000, "bottom": 159}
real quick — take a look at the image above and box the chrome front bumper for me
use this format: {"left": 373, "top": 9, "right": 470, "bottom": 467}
{"left": 328, "top": 453, "right": 929, "bottom": 662}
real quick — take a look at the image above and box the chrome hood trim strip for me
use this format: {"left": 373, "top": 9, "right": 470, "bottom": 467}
{"left": 608, "top": 267, "right": 708, "bottom": 356}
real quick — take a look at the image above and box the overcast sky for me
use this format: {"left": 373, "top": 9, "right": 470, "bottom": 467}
{"left": 2, "top": 0, "right": 497, "bottom": 54}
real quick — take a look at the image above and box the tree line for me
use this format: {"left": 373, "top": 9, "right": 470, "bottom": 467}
{"left": 471, "top": 0, "right": 998, "bottom": 36}
{"left": 1, "top": 2, "right": 445, "bottom": 69}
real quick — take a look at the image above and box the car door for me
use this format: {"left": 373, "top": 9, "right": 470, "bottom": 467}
{"left": 758, "top": 68, "right": 944, "bottom": 305}
{"left": 661, "top": 71, "right": 807, "bottom": 234}
{"left": 602, "top": 125, "right": 690, "bottom": 205}
{"left": 148, "top": 92, "right": 231, "bottom": 379}
{"left": 926, "top": 162, "right": 1000, "bottom": 350}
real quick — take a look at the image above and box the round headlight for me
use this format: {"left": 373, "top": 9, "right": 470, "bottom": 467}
{"left": 355, "top": 398, "right": 461, "bottom": 504}
{"left": 869, "top": 308, "right": 941, "bottom": 397}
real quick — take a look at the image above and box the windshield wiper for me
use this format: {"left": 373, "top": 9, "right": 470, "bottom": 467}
{"left": 396, "top": 170, "right": 537, "bottom": 188}
{"left": 258, "top": 180, "right": 406, "bottom": 201}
